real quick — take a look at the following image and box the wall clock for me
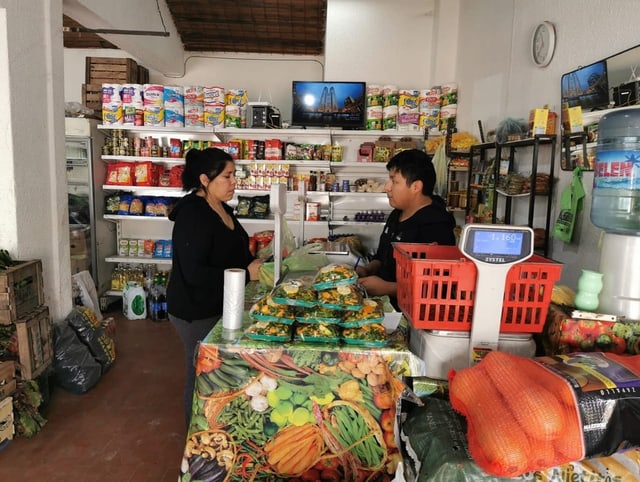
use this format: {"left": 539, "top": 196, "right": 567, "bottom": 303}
{"left": 531, "top": 21, "right": 556, "bottom": 67}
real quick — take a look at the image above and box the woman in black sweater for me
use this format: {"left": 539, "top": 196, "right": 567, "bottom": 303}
{"left": 167, "top": 147, "right": 263, "bottom": 427}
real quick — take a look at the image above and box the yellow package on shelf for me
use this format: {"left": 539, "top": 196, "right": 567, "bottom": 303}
{"left": 529, "top": 108, "right": 549, "bottom": 136}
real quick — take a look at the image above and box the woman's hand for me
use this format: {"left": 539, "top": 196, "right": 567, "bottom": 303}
{"left": 357, "top": 276, "right": 396, "bottom": 297}
{"left": 247, "top": 258, "right": 264, "bottom": 281}
{"left": 356, "top": 259, "right": 380, "bottom": 278}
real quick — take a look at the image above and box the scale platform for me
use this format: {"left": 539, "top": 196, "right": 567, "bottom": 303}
{"left": 409, "top": 327, "right": 536, "bottom": 379}
{"left": 308, "top": 241, "right": 359, "bottom": 265}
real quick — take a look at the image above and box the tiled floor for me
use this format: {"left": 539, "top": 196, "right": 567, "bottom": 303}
{"left": 0, "top": 311, "right": 187, "bottom": 482}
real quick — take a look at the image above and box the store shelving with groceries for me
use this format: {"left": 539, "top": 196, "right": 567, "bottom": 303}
{"left": 97, "top": 124, "right": 429, "bottom": 295}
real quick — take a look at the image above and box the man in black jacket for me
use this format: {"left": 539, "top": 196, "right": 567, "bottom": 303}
{"left": 356, "top": 149, "right": 456, "bottom": 308}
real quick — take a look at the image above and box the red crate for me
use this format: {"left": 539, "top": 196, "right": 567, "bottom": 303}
{"left": 393, "top": 243, "right": 562, "bottom": 333}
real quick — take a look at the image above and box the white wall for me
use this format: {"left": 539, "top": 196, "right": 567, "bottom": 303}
{"left": 0, "top": 0, "right": 71, "bottom": 320}
{"left": 455, "top": 0, "right": 640, "bottom": 286}
{"left": 324, "top": 0, "right": 435, "bottom": 87}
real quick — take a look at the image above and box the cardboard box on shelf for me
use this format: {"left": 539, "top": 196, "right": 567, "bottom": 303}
{"left": 562, "top": 105, "right": 584, "bottom": 133}
{"left": 529, "top": 108, "right": 549, "bottom": 136}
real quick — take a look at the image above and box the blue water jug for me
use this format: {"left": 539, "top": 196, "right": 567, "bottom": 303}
{"left": 591, "top": 108, "right": 640, "bottom": 233}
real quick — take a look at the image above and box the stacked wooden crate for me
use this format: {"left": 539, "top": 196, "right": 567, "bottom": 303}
{"left": 0, "top": 260, "right": 52, "bottom": 381}
{"left": 82, "top": 56, "right": 150, "bottom": 111}
{"left": 0, "top": 259, "right": 52, "bottom": 442}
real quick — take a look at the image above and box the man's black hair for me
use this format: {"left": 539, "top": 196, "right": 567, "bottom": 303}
{"left": 386, "top": 149, "right": 436, "bottom": 196}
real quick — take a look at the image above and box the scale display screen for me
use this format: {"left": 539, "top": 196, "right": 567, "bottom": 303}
{"left": 473, "top": 231, "right": 524, "bottom": 255}
{"left": 461, "top": 225, "right": 533, "bottom": 264}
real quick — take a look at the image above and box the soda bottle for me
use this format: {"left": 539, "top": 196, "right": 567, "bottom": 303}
{"left": 148, "top": 285, "right": 159, "bottom": 321}
{"left": 156, "top": 285, "right": 168, "bottom": 321}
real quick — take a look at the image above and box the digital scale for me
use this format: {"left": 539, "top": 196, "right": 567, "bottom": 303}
{"left": 413, "top": 224, "right": 538, "bottom": 379}
{"left": 308, "top": 241, "right": 360, "bottom": 266}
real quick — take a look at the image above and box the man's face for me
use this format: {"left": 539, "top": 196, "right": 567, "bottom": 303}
{"left": 385, "top": 168, "right": 415, "bottom": 210}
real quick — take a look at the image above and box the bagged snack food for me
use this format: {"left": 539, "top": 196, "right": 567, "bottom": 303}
{"left": 295, "top": 306, "right": 343, "bottom": 325}
{"left": 236, "top": 196, "right": 252, "bottom": 217}
{"left": 294, "top": 322, "right": 341, "bottom": 343}
{"left": 342, "top": 323, "right": 387, "bottom": 347}
{"left": 312, "top": 263, "right": 358, "bottom": 290}
{"left": 341, "top": 298, "right": 385, "bottom": 327}
{"left": 249, "top": 294, "right": 296, "bottom": 324}
{"left": 271, "top": 279, "right": 317, "bottom": 308}
{"left": 244, "top": 321, "right": 292, "bottom": 342}
{"left": 317, "top": 283, "right": 364, "bottom": 311}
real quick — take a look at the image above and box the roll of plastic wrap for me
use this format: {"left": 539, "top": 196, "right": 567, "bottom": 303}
{"left": 222, "top": 268, "right": 246, "bottom": 331}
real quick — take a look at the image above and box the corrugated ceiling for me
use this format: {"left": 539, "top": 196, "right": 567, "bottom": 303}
{"left": 63, "top": 0, "right": 327, "bottom": 56}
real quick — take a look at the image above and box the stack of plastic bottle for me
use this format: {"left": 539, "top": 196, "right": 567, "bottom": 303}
{"left": 148, "top": 270, "right": 169, "bottom": 322}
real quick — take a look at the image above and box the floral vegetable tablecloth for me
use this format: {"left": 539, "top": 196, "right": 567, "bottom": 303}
{"left": 179, "top": 305, "right": 424, "bottom": 481}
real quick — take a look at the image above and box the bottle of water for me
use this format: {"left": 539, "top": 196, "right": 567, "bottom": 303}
{"left": 591, "top": 108, "right": 640, "bottom": 233}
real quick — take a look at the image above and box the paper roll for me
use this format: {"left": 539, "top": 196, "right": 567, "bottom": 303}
{"left": 143, "top": 84, "right": 164, "bottom": 107}
{"left": 222, "top": 268, "right": 246, "bottom": 331}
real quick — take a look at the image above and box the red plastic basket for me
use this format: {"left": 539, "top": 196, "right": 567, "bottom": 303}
{"left": 393, "top": 243, "right": 562, "bottom": 333}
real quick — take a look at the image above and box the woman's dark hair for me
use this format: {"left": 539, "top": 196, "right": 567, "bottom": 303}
{"left": 181, "top": 147, "right": 233, "bottom": 191}
{"left": 386, "top": 148, "right": 436, "bottom": 196}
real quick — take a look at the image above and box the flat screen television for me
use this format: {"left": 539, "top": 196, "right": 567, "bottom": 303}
{"left": 291, "top": 81, "right": 366, "bottom": 129}
{"left": 561, "top": 60, "right": 609, "bottom": 111}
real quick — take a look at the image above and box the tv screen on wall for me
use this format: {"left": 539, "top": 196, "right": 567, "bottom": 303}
{"left": 291, "top": 81, "right": 366, "bottom": 129}
{"left": 561, "top": 60, "right": 609, "bottom": 111}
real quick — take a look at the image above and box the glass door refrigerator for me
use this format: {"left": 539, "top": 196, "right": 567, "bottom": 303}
{"left": 65, "top": 117, "right": 114, "bottom": 298}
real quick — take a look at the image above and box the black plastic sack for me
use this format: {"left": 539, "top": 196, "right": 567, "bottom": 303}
{"left": 65, "top": 307, "right": 115, "bottom": 372}
{"left": 52, "top": 321, "right": 101, "bottom": 394}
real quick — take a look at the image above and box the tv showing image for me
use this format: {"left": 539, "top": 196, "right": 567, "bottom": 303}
{"left": 291, "top": 81, "right": 366, "bottom": 129}
{"left": 561, "top": 60, "right": 609, "bottom": 111}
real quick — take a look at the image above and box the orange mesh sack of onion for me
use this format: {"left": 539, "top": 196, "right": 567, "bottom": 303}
{"left": 448, "top": 350, "right": 640, "bottom": 478}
